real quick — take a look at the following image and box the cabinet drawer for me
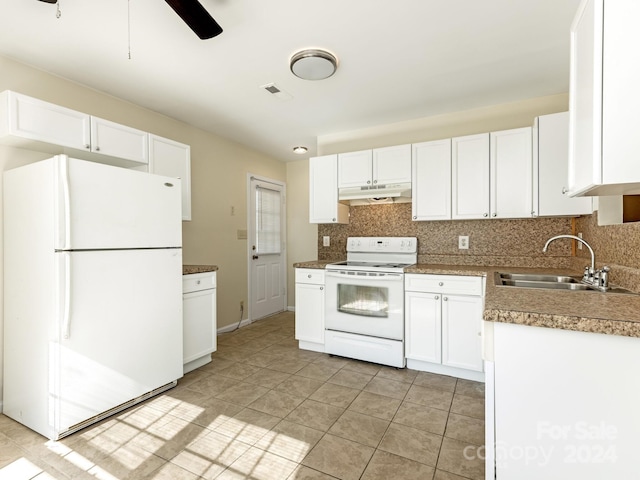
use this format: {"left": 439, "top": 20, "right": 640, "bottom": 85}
{"left": 405, "top": 274, "right": 483, "bottom": 295}
{"left": 183, "top": 271, "right": 216, "bottom": 293}
{"left": 295, "top": 268, "right": 325, "bottom": 285}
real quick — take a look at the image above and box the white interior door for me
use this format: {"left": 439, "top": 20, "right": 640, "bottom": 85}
{"left": 248, "top": 176, "right": 286, "bottom": 321}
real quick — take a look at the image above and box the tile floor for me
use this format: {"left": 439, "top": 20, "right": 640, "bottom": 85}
{"left": 0, "top": 311, "right": 485, "bottom": 480}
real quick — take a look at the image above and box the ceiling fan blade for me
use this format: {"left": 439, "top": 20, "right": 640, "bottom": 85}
{"left": 164, "top": 0, "right": 223, "bottom": 39}
{"left": 37, "top": 0, "right": 58, "bottom": 3}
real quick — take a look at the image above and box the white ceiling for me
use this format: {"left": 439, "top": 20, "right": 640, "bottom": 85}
{"left": 0, "top": 0, "right": 581, "bottom": 161}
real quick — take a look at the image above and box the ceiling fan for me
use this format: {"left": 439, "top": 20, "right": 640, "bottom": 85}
{"left": 37, "top": 0, "right": 223, "bottom": 39}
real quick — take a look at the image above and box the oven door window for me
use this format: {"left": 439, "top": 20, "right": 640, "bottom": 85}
{"left": 337, "top": 283, "right": 388, "bottom": 318}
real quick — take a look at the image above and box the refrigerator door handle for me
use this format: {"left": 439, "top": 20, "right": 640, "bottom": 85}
{"left": 61, "top": 252, "right": 72, "bottom": 339}
{"left": 57, "top": 155, "right": 72, "bottom": 250}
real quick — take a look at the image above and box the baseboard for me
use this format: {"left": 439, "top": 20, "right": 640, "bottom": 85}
{"left": 287, "top": 306, "right": 295, "bottom": 312}
{"left": 217, "top": 318, "right": 252, "bottom": 333}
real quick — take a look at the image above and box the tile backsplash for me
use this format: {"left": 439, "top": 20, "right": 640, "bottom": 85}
{"left": 317, "top": 203, "right": 640, "bottom": 291}
{"left": 318, "top": 203, "right": 575, "bottom": 268}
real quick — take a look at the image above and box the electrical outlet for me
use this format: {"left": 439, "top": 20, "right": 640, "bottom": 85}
{"left": 458, "top": 235, "right": 469, "bottom": 250}
{"left": 577, "top": 232, "right": 583, "bottom": 249}
{"left": 240, "top": 300, "right": 244, "bottom": 310}
{"left": 323, "top": 236, "right": 330, "bottom": 247}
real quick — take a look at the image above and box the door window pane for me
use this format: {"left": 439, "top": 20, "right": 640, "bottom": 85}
{"left": 256, "top": 186, "right": 281, "bottom": 254}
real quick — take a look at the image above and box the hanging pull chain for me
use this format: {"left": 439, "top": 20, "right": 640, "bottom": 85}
{"left": 127, "top": 0, "right": 132, "bottom": 59}
{"left": 56, "top": 1, "right": 61, "bottom": 18}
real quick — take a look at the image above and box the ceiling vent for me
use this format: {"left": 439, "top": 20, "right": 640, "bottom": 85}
{"left": 260, "top": 83, "right": 293, "bottom": 101}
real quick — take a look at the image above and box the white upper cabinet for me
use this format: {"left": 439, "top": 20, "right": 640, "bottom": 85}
{"left": 90, "top": 117, "right": 148, "bottom": 165}
{"left": 309, "top": 154, "right": 349, "bottom": 224}
{"left": 149, "top": 134, "right": 192, "bottom": 221}
{"left": 0, "top": 91, "right": 151, "bottom": 168}
{"left": 338, "top": 150, "right": 372, "bottom": 188}
{"left": 338, "top": 145, "right": 411, "bottom": 188}
{"left": 412, "top": 139, "right": 451, "bottom": 221}
{"left": 0, "top": 90, "right": 90, "bottom": 151}
{"left": 490, "top": 127, "right": 533, "bottom": 219}
{"left": 372, "top": 144, "right": 412, "bottom": 185}
{"left": 452, "top": 133, "right": 490, "bottom": 219}
{"left": 568, "top": 0, "right": 640, "bottom": 196}
{"left": 534, "top": 112, "right": 592, "bottom": 216}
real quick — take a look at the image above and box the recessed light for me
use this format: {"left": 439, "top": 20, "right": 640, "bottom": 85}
{"left": 290, "top": 49, "right": 338, "bottom": 81}
{"left": 293, "top": 146, "right": 308, "bottom": 154}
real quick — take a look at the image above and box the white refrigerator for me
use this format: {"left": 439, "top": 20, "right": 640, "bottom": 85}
{"left": 3, "top": 155, "right": 184, "bottom": 440}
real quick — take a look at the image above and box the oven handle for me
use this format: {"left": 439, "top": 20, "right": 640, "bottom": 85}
{"left": 325, "top": 271, "right": 404, "bottom": 281}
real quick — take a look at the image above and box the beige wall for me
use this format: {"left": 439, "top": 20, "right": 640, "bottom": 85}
{"left": 285, "top": 160, "right": 317, "bottom": 309}
{"left": 317, "top": 93, "right": 569, "bottom": 154}
{"left": 0, "top": 56, "right": 286, "bottom": 402}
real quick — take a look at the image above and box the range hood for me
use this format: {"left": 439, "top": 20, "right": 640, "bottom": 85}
{"left": 339, "top": 183, "right": 412, "bottom": 201}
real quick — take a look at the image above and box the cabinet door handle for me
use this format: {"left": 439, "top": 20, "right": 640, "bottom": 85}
{"left": 320, "top": 286, "right": 324, "bottom": 290}
{"left": 434, "top": 295, "right": 439, "bottom": 300}
{"left": 492, "top": 213, "right": 497, "bottom": 217}
{"left": 196, "top": 280, "right": 201, "bottom": 285}
{"left": 373, "top": 180, "right": 377, "bottom": 184}
{"left": 367, "top": 180, "right": 371, "bottom": 184}
{"left": 332, "top": 218, "right": 336, "bottom": 222}
{"left": 95, "top": 146, "right": 100, "bottom": 152}
{"left": 308, "top": 274, "right": 312, "bottom": 278}
{"left": 413, "top": 216, "right": 417, "bottom": 220}
{"left": 562, "top": 187, "right": 568, "bottom": 195}
{"left": 443, "top": 297, "right": 448, "bottom": 301}
{"left": 483, "top": 213, "right": 488, "bottom": 218}
{"left": 438, "top": 282, "right": 444, "bottom": 286}
{"left": 85, "top": 144, "right": 90, "bottom": 149}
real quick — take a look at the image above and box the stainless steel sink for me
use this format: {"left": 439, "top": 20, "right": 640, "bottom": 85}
{"left": 494, "top": 272, "right": 636, "bottom": 294}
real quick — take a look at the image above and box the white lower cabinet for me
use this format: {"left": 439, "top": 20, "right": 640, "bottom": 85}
{"left": 182, "top": 271, "right": 217, "bottom": 374}
{"left": 295, "top": 268, "right": 325, "bottom": 352}
{"left": 405, "top": 274, "right": 484, "bottom": 381}
{"left": 486, "top": 322, "right": 640, "bottom": 479}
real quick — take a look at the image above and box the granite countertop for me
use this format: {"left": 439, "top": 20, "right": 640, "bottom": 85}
{"left": 409, "top": 263, "right": 640, "bottom": 338}
{"left": 296, "top": 260, "right": 640, "bottom": 338}
{"left": 183, "top": 264, "right": 218, "bottom": 275}
{"left": 293, "top": 260, "right": 339, "bottom": 269}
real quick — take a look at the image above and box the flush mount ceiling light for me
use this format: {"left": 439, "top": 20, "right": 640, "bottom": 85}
{"left": 290, "top": 49, "right": 338, "bottom": 80}
{"left": 293, "top": 146, "right": 308, "bottom": 154}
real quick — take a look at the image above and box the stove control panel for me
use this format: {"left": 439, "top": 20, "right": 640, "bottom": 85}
{"left": 347, "top": 237, "right": 417, "bottom": 253}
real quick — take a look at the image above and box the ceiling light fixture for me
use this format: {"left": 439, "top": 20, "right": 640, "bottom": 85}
{"left": 290, "top": 49, "right": 338, "bottom": 81}
{"left": 293, "top": 146, "right": 308, "bottom": 154}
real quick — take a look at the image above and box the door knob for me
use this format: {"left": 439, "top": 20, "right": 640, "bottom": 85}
{"left": 252, "top": 255, "right": 259, "bottom": 260}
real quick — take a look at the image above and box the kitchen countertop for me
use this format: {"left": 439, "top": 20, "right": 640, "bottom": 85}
{"left": 293, "top": 260, "right": 339, "bottom": 269}
{"left": 183, "top": 264, "right": 218, "bottom": 275}
{"left": 296, "top": 261, "right": 640, "bottom": 338}
{"left": 410, "top": 263, "right": 640, "bottom": 338}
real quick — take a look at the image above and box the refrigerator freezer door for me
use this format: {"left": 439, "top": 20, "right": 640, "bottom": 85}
{"left": 54, "top": 155, "right": 182, "bottom": 250}
{"left": 53, "top": 248, "right": 183, "bottom": 438}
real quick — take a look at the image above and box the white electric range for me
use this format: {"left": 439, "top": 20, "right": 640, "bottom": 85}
{"left": 324, "top": 237, "right": 417, "bottom": 367}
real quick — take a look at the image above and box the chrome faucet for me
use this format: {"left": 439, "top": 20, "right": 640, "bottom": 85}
{"left": 542, "top": 234, "right": 610, "bottom": 291}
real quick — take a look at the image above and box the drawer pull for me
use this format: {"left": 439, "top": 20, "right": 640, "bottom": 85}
{"left": 438, "top": 282, "right": 444, "bottom": 286}
{"left": 308, "top": 274, "right": 312, "bottom": 278}
{"left": 196, "top": 280, "right": 201, "bottom": 285}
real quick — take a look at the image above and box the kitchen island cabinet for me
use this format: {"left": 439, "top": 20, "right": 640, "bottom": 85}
{"left": 485, "top": 321, "right": 640, "bottom": 479}
{"left": 182, "top": 268, "right": 217, "bottom": 374}
{"left": 405, "top": 273, "right": 484, "bottom": 381}
{"left": 294, "top": 268, "right": 325, "bottom": 352}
